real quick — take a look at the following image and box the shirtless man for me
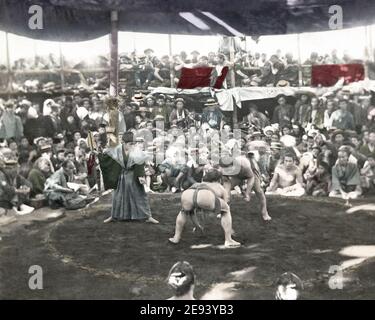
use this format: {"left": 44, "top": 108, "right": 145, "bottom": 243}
{"left": 168, "top": 170, "right": 241, "bottom": 248}
{"left": 221, "top": 153, "right": 271, "bottom": 221}
{"left": 266, "top": 153, "right": 305, "bottom": 197}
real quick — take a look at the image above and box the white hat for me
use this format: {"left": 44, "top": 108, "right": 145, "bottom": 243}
{"left": 263, "top": 126, "right": 274, "bottom": 134}
{"left": 43, "top": 99, "right": 59, "bottom": 116}
{"left": 280, "top": 134, "right": 296, "bottom": 147}
{"left": 20, "top": 99, "right": 32, "bottom": 106}
{"left": 76, "top": 106, "right": 89, "bottom": 120}
{"left": 27, "top": 106, "right": 38, "bottom": 119}
{"left": 308, "top": 129, "right": 319, "bottom": 137}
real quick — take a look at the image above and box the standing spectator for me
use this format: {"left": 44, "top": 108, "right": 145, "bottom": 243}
{"left": 60, "top": 96, "right": 78, "bottom": 129}
{"left": 304, "top": 52, "right": 320, "bottom": 65}
{"left": 24, "top": 105, "right": 55, "bottom": 142}
{"left": 309, "top": 97, "right": 325, "bottom": 131}
{"left": 215, "top": 53, "right": 229, "bottom": 88}
{"left": 324, "top": 99, "right": 336, "bottom": 130}
{"left": 272, "top": 95, "right": 294, "bottom": 128}
{"left": 169, "top": 98, "right": 189, "bottom": 130}
{"left": 143, "top": 48, "right": 159, "bottom": 88}
{"left": 329, "top": 100, "right": 355, "bottom": 130}
{"left": 154, "top": 95, "right": 172, "bottom": 129}
{"left": 201, "top": 99, "right": 224, "bottom": 131}
{"left": 351, "top": 96, "right": 370, "bottom": 132}
{"left": 0, "top": 101, "right": 23, "bottom": 141}
{"left": 293, "top": 93, "right": 311, "bottom": 128}
{"left": 154, "top": 55, "right": 172, "bottom": 86}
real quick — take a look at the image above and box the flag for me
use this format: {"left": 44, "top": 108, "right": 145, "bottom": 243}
{"left": 177, "top": 66, "right": 228, "bottom": 89}
{"left": 311, "top": 64, "right": 364, "bottom": 87}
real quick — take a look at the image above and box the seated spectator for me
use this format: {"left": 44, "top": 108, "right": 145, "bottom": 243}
{"left": 18, "top": 136, "right": 37, "bottom": 164}
{"left": 266, "top": 153, "right": 305, "bottom": 197}
{"left": 305, "top": 161, "right": 331, "bottom": 196}
{"left": 28, "top": 157, "right": 51, "bottom": 198}
{"left": 302, "top": 144, "right": 321, "bottom": 179}
{"left": 74, "top": 148, "right": 90, "bottom": 191}
{"left": 44, "top": 160, "right": 88, "bottom": 210}
{"left": 360, "top": 156, "right": 375, "bottom": 193}
{"left": 359, "top": 130, "right": 375, "bottom": 159}
{"left": 51, "top": 149, "right": 65, "bottom": 171}
{"left": 0, "top": 158, "right": 34, "bottom": 215}
{"left": 247, "top": 104, "right": 269, "bottom": 129}
{"left": 329, "top": 149, "right": 362, "bottom": 199}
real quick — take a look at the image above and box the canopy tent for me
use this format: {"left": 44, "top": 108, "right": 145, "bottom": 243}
{"left": 1, "top": 0, "right": 375, "bottom": 129}
{"left": 1, "top": 0, "right": 375, "bottom": 41}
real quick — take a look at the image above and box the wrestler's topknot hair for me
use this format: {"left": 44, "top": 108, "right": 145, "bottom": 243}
{"left": 167, "top": 261, "right": 195, "bottom": 297}
{"left": 203, "top": 169, "right": 222, "bottom": 182}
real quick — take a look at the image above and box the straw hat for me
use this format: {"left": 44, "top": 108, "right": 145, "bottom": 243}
{"left": 132, "top": 93, "right": 144, "bottom": 102}
{"left": 204, "top": 98, "right": 218, "bottom": 106}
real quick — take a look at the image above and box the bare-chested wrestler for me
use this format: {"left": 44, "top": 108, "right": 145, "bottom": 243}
{"left": 221, "top": 152, "right": 271, "bottom": 221}
{"left": 266, "top": 153, "right": 305, "bottom": 197}
{"left": 168, "top": 169, "right": 241, "bottom": 248}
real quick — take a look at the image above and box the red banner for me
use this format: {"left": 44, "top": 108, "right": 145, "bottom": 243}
{"left": 177, "top": 66, "right": 228, "bottom": 89}
{"left": 311, "top": 64, "right": 364, "bottom": 87}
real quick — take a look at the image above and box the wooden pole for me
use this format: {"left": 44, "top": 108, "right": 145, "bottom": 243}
{"left": 59, "top": 43, "right": 65, "bottom": 91}
{"left": 369, "top": 25, "right": 374, "bottom": 62}
{"left": 297, "top": 33, "right": 303, "bottom": 87}
{"left": 109, "top": 10, "right": 119, "bottom": 97}
{"left": 5, "top": 32, "right": 12, "bottom": 93}
{"left": 229, "top": 37, "right": 238, "bottom": 128}
{"left": 168, "top": 34, "right": 175, "bottom": 88}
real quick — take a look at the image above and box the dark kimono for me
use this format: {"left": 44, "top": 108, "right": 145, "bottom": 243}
{"left": 331, "top": 162, "right": 361, "bottom": 193}
{"left": 100, "top": 145, "right": 152, "bottom": 221}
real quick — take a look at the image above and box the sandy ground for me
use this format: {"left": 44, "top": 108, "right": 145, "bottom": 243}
{"left": 0, "top": 193, "right": 374, "bottom": 300}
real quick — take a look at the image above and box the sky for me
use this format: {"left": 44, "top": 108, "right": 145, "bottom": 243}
{"left": 0, "top": 25, "right": 374, "bottom": 65}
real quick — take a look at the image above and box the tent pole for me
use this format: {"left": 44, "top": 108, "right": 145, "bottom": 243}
{"left": 168, "top": 34, "right": 175, "bottom": 88}
{"left": 109, "top": 10, "right": 119, "bottom": 97}
{"left": 297, "top": 33, "right": 303, "bottom": 87}
{"left": 230, "top": 37, "right": 238, "bottom": 128}
{"left": 369, "top": 25, "right": 374, "bottom": 62}
{"left": 59, "top": 43, "right": 65, "bottom": 91}
{"left": 5, "top": 32, "right": 12, "bottom": 93}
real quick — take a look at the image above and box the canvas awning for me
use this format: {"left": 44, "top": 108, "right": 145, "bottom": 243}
{"left": 1, "top": 0, "right": 375, "bottom": 41}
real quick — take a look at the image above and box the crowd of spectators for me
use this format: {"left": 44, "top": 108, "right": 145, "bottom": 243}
{"left": 1, "top": 83, "right": 375, "bottom": 215}
{"left": 1, "top": 48, "right": 367, "bottom": 92}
